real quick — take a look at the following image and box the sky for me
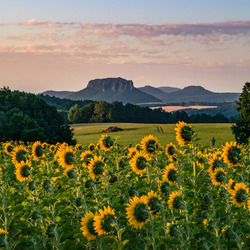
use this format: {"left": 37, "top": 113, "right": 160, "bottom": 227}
{"left": 0, "top": 0, "right": 250, "bottom": 93}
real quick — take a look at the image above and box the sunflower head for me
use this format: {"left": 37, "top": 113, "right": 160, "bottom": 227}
{"left": 88, "top": 156, "right": 105, "bottom": 180}
{"left": 160, "top": 181, "right": 170, "bottom": 195}
{"left": 230, "top": 183, "right": 249, "bottom": 207}
{"left": 128, "top": 147, "right": 137, "bottom": 158}
{"left": 129, "top": 151, "right": 150, "bottom": 175}
{"left": 81, "top": 150, "right": 94, "bottom": 168}
{"left": 4, "top": 142, "right": 13, "bottom": 155}
{"left": 94, "top": 206, "right": 116, "bottom": 235}
{"left": 81, "top": 211, "right": 98, "bottom": 240}
{"left": 147, "top": 191, "right": 162, "bottom": 216}
{"left": 162, "top": 163, "right": 178, "bottom": 185}
{"left": 211, "top": 167, "right": 227, "bottom": 186}
{"left": 165, "top": 143, "right": 178, "bottom": 161}
{"left": 108, "top": 172, "right": 118, "bottom": 184}
{"left": 223, "top": 142, "right": 241, "bottom": 167}
{"left": 32, "top": 141, "right": 44, "bottom": 161}
{"left": 166, "top": 222, "right": 182, "bottom": 237}
{"left": 126, "top": 196, "right": 149, "bottom": 229}
{"left": 99, "top": 135, "right": 114, "bottom": 151}
{"left": 12, "top": 145, "right": 28, "bottom": 164}
{"left": 58, "top": 147, "right": 76, "bottom": 168}
{"left": 88, "top": 143, "right": 95, "bottom": 152}
{"left": 15, "top": 161, "right": 32, "bottom": 182}
{"left": 208, "top": 153, "right": 226, "bottom": 175}
{"left": 168, "top": 191, "right": 185, "bottom": 210}
{"left": 65, "top": 167, "right": 77, "bottom": 179}
{"left": 141, "top": 135, "right": 159, "bottom": 155}
{"left": 175, "top": 121, "right": 194, "bottom": 146}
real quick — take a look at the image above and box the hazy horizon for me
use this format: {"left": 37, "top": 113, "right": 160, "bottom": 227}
{"left": 1, "top": 0, "right": 249, "bottom": 93}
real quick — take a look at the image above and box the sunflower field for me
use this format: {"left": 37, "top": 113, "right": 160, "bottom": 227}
{"left": 0, "top": 121, "right": 249, "bottom": 249}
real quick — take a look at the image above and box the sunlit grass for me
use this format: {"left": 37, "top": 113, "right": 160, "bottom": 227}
{"left": 72, "top": 123, "right": 235, "bottom": 147}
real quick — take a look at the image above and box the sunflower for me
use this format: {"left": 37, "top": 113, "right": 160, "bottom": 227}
{"left": 12, "top": 145, "right": 28, "bottom": 165}
{"left": 230, "top": 183, "right": 249, "bottom": 207}
{"left": 166, "top": 221, "right": 181, "bottom": 237}
{"left": 227, "top": 179, "right": 237, "bottom": 195}
{"left": 98, "top": 135, "right": 114, "bottom": 151}
{"left": 64, "top": 166, "right": 77, "bottom": 179}
{"left": 126, "top": 195, "right": 149, "bottom": 229}
{"left": 4, "top": 142, "right": 13, "bottom": 155}
{"left": 75, "top": 144, "right": 83, "bottom": 151}
{"left": 223, "top": 142, "right": 241, "bottom": 167}
{"left": 247, "top": 198, "right": 250, "bottom": 213}
{"left": 141, "top": 135, "right": 159, "bottom": 156}
{"left": 94, "top": 206, "right": 116, "bottom": 235}
{"left": 196, "top": 151, "right": 207, "bottom": 168}
{"left": 159, "top": 181, "right": 170, "bottom": 195}
{"left": 162, "top": 163, "right": 178, "bottom": 185}
{"left": 210, "top": 167, "right": 226, "bottom": 186}
{"left": 165, "top": 143, "right": 178, "bottom": 161}
{"left": 175, "top": 121, "right": 194, "bottom": 146}
{"left": 168, "top": 191, "right": 184, "bottom": 210}
{"left": 135, "top": 144, "right": 141, "bottom": 151}
{"left": 208, "top": 153, "right": 225, "bottom": 175}
{"left": 32, "top": 141, "right": 45, "bottom": 161}
{"left": 15, "top": 161, "right": 32, "bottom": 182}
{"left": 129, "top": 151, "right": 150, "bottom": 175}
{"left": 88, "top": 143, "right": 95, "bottom": 152}
{"left": 49, "top": 145, "right": 57, "bottom": 154}
{"left": 147, "top": 190, "right": 162, "bottom": 217}
{"left": 58, "top": 147, "right": 76, "bottom": 168}
{"left": 0, "top": 228, "right": 8, "bottom": 234}
{"left": 81, "top": 150, "right": 94, "bottom": 168}
{"left": 88, "top": 156, "right": 105, "bottom": 180}
{"left": 80, "top": 211, "right": 98, "bottom": 240}
{"left": 128, "top": 147, "right": 137, "bottom": 158}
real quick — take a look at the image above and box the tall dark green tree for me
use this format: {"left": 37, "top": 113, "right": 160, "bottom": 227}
{"left": 231, "top": 82, "right": 250, "bottom": 144}
{"left": 0, "top": 87, "right": 74, "bottom": 144}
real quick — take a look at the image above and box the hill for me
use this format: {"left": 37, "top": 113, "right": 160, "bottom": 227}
{"left": 158, "top": 86, "right": 181, "bottom": 93}
{"left": 66, "top": 77, "right": 161, "bottom": 104}
{"left": 41, "top": 90, "right": 75, "bottom": 99}
{"left": 138, "top": 85, "right": 168, "bottom": 100}
{"left": 158, "top": 86, "right": 240, "bottom": 103}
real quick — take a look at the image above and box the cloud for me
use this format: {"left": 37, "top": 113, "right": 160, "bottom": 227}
{"left": 19, "top": 19, "right": 79, "bottom": 29}
{"left": 17, "top": 19, "right": 250, "bottom": 37}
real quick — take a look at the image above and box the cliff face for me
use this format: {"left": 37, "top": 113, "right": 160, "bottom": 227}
{"left": 87, "top": 77, "right": 134, "bottom": 92}
{"left": 66, "top": 77, "right": 161, "bottom": 104}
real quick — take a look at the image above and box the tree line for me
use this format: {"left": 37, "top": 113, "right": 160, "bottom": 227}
{"left": 67, "top": 101, "right": 230, "bottom": 124}
{"left": 0, "top": 87, "right": 74, "bottom": 144}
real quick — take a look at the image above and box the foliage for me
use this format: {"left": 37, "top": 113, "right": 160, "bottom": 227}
{"left": 38, "top": 94, "right": 93, "bottom": 111}
{"left": 0, "top": 125, "right": 249, "bottom": 249}
{"left": 0, "top": 87, "right": 74, "bottom": 144}
{"left": 232, "top": 82, "right": 250, "bottom": 144}
{"left": 67, "top": 100, "right": 230, "bottom": 124}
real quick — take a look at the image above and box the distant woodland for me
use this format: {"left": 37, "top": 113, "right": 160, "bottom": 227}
{"left": 67, "top": 101, "right": 231, "bottom": 124}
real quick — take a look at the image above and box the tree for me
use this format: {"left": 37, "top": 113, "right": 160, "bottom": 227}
{"left": 0, "top": 87, "right": 75, "bottom": 144}
{"left": 231, "top": 82, "right": 250, "bottom": 144}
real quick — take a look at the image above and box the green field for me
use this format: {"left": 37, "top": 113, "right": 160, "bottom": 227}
{"left": 71, "top": 123, "right": 235, "bottom": 147}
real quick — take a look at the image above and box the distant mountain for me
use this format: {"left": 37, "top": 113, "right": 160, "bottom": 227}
{"left": 41, "top": 90, "right": 74, "bottom": 99}
{"left": 138, "top": 85, "right": 170, "bottom": 100}
{"left": 66, "top": 77, "right": 161, "bottom": 104}
{"left": 159, "top": 86, "right": 240, "bottom": 103}
{"left": 158, "top": 86, "right": 181, "bottom": 93}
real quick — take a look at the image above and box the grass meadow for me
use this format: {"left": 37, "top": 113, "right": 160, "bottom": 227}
{"left": 71, "top": 123, "right": 235, "bottom": 147}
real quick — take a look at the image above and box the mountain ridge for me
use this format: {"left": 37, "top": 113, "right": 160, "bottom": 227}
{"left": 40, "top": 78, "right": 240, "bottom": 104}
